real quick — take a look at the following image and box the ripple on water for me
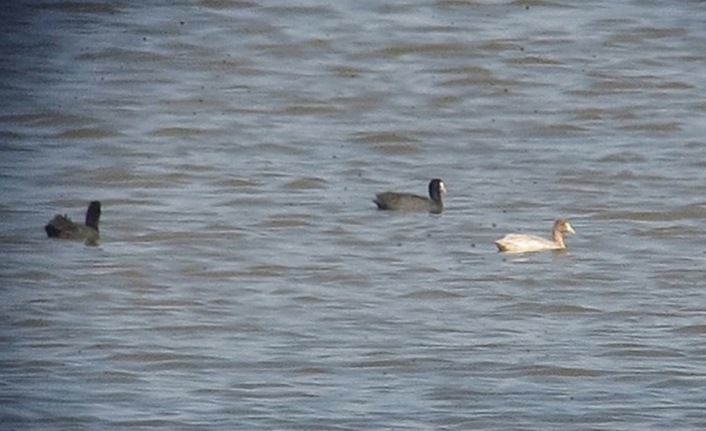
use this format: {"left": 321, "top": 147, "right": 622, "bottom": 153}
{"left": 38, "top": 2, "right": 120, "bottom": 14}
{"left": 148, "top": 127, "right": 222, "bottom": 137}
{"left": 258, "top": 213, "right": 316, "bottom": 228}
{"left": 399, "top": 289, "right": 464, "bottom": 300}
{"left": 58, "top": 127, "right": 121, "bottom": 139}
{"left": 283, "top": 176, "right": 328, "bottom": 190}
{"left": 511, "top": 364, "right": 607, "bottom": 378}
{"left": 597, "top": 204, "right": 706, "bottom": 222}
{"left": 352, "top": 131, "right": 422, "bottom": 155}
{"left": 673, "top": 324, "right": 706, "bottom": 335}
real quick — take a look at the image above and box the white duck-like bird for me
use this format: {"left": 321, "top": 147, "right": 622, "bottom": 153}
{"left": 495, "top": 218, "right": 575, "bottom": 254}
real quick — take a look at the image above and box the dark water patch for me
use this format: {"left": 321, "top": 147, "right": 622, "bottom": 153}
{"left": 600, "top": 348, "right": 684, "bottom": 359}
{"left": 0, "top": 131, "right": 23, "bottom": 141}
{"left": 352, "top": 131, "right": 420, "bottom": 145}
{"left": 1, "top": 359, "right": 62, "bottom": 372}
{"left": 255, "top": 39, "right": 333, "bottom": 59}
{"left": 487, "top": 199, "right": 547, "bottom": 210}
{"left": 292, "top": 295, "right": 326, "bottom": 304}
{"left": 263, "top": 4, "right": 337, "bottom": 16}
{"left": 439, "top": 72, "right": 521, "bottom": 88}
{"left": 88, "top": 143, "right": 157, "bottom": 158}
{"left": 134, "top": 231, "right": 225, "bottom": 244}
{"left": 237, "top": 264, "right": 289, "bottom": 277}
{"left": 95, "top": 267, "right": 150, "bottom": 280}
{"left": 0, "top": 112, "right": 88, "bottom": 128}
{"left": 17, "top": 318, "right": 51, "bottom": 328}
{"left": 148, "top": 127, "right": 221, "bottom": 137}
{"left": 433, "top": 65, "right": 493, "bottom": 75}
{"left": 511, "top": 364, "right": 606, "bottom": 378}
{"left": 258, "top": 214, "right": 315, "bottom": 228}
{"left": 80, "top": 168, "right": 193, "bottom": 189}
{"left": 429, "top": 93, "right": 464, "bottom": 107}
{"left": 174, "top": 163, "right": 218, "bottom": 173}
{"left": 425, "top": 387, "right": 491, "bottom": 402}
{"left": 597, "top": 204, "right": 706, "bottom": 222}
{"left": 332, "top": 93, "right": 387, "bottom": 114}
{"left": 294, "top": 366, "right": 331, "bottom": 375}
{"left": 606, "top": 26, "right": 687, "bottom": 47}
{"left": 477, "top": 39, "right": 524, "bottom": 52}
{"left": 571, "top": 107, "right": 607, "bottom": 121}
{"left": 647, "top": 376, "right": 706, "bottom": 390}
{"left": 108, "top": 351, "right": 219, "bottom": 365}
{"left": 58, "top": 127, "right": 120, "bottom": 139}
{"left": 281, "top": 104, "right": 341, "bottom": 115}
{"left": 1, "top": 268, "right": 54, "bottom": 282}
{"left": 377, "top": 42, "right": 473, "bottom": 59}
{"left": 199, "top": 0, "right": 257, "bottom": 10}
{"left": 179, "top": 268, "right": 247, "bottom": 279}
{"left": 84, "top": 166, "right": 135, "bottom": 185}
{"left": 330, "top": 65, "right": 364, "bottom": 78}
{"left": 283, "top": 177, "right": 327, "bottom": 190}
{"left": 152, "top": 324, "right": 238, "bottom": 336}
{"left": 653, "top": 267, "right": 706, "bottom": 289}
{"left": 618, "top": 122, "right": 681, "bottom": 132}
{"left": 634, "top": 224, "right": 702, "bottom": 238}
{"left": 508, "top": 55, "right": 562, "bottom": 65}
{"left": 37, "top": 1, "right": 120, "bottom": 14}
{"left": 508, "top": 0, "right": 577, "bottom": 8}
{"left": 123, "top": 296, "right": 205, "bottom": 311}
{"left": 300, "top": 271, "right": 372, "bottom": 288}
{"left": 538, "top": 303, "right": 600, "bottom": 314}
{"left": 500, "top": 302, "right": 599, "bottom": 315}
{"left": 399, "top": 289, "right": 464, "bottom": 300}
{"left": 525, "top": 122, "right": 588, "bottom": 136}
{"left": 76, "top": 48, "right": 168, "bottom": 62}
{"left": 658, "top": 81, "right": 695, "bottom": 90}
{"left": 673, "top": 324, "right": 706, "bottom": 335}
{"left": 212, "top": 177, "right": 261, "bottom": 188}
{"left": 220, "top": 196, "right": 273, "bottom": 207}
{"left": 589, "top": 75, "right": 672, "bottom": 93}
{"left": 351, "top": 131, "right": 421, "bottom": 154}
{"left": 86, "top": 370, "right": 142, "bottom": 384}
{"left": 613, "top": 169, "right": 659, "bottom": 180}
{"left": 352, "top": 357, "right": 453, "bottom": 371}
{"left": 110, "top": 420, "right": 175, "bottom": 428}
{"left": 596, "top": 151, "right": 648, "bottom": 163}
{"left": 246, "top": 142, "right": 309, "bottom": 156}
{"left": 555, "top": 168, "right": 622, "bottom": 188}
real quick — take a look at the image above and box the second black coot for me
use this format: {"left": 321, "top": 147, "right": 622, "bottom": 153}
{"left": 373, "top": 179, "right": 446, "bottom": 213}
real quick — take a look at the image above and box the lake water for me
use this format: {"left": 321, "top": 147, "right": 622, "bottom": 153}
{"left": 2, "top": 0, "right": 706, "bottom": 429}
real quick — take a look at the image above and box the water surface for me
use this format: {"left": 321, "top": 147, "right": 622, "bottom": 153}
{"left": 2, "top": 0, "right": 706, "bottom": 429}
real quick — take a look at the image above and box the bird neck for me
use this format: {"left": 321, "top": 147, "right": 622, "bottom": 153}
{"left": 86, "top": 207, "right": 100, "bottom": 231}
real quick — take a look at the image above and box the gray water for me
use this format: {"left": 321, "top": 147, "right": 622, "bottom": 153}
{"left": 2, "top": 0, "right": 706, "bottom": 429}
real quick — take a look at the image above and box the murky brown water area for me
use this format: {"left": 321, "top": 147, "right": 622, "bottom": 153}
{"left": 2, "top": 0, "right": 706, "bottom": 429}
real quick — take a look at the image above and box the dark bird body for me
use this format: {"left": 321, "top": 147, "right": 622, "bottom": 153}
{"left": 45, "top": 201, "right": 101, "bottom": 245}
{"left": 373, "top": 179, "right": 446, "bottom": 214}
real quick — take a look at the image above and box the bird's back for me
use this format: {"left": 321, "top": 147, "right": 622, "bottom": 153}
{"left": 495, "top": 234, "right": 559, "bottom": 253}
{"left": 45, "top": 214, "right": 98, "bottom": 244}
{"left": 374, "top": 192, "right": 438, "bottom": 212}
